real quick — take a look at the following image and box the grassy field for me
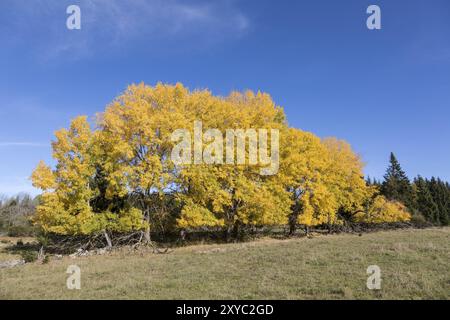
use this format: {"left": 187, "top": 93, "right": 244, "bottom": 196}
{"left": 0, "top": 228, "right": 449, "bottom": 300}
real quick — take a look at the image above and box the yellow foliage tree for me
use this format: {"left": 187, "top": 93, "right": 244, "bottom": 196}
{"left": 31, "top": 82, "right": 410, "bottom": 242}
{"left": 355, "top": 195, "right": 411, "bottom": 223}
{"left": 171, "top": 88, "right": 291, "bottom": 237}
{"left": 31, "top": 116, "right": 145, "bottom": 239}
{"left": 278, "top": 128, "right": 335, "bottom": 233}
{"left": 322, "top": 138, "right": 377, "bottom": 225}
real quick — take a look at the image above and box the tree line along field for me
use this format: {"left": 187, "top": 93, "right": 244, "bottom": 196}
{"left": 1, "top": 228, "right": 449, "bottom": 300}
{"left": 27, "top": 83, "right": 442, "bottom": 249}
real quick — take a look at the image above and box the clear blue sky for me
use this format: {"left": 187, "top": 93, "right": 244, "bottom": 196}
{"left": 1, "top": 0, "right": 449, "bottom": 196}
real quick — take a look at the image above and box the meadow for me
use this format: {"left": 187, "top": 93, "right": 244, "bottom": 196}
{"left": 1, "top": 228, "right": 449, "bottom": 300}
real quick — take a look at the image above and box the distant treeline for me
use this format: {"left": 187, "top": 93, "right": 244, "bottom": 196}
{"left": 0, "top": 194, "right": 38, "bottom": 236}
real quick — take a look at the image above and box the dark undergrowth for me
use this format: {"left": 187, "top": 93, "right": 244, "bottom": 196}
{"left": 1, "top": 220, "right": 435, "bottom": 260}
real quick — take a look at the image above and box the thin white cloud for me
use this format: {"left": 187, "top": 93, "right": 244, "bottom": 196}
{"left": 2, "top": 0, "right": 250, "bottom": 60}
{"left": 0, "top": 142, "right": 48, "bottom": 147}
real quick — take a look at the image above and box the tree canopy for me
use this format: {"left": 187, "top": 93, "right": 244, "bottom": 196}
{"left": 31, "top": 83, "right": 411, "bottom": 241}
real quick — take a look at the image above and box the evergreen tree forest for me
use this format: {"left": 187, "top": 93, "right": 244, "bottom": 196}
{"left": 368, "top": 153, "right": 450, "bottom": 227}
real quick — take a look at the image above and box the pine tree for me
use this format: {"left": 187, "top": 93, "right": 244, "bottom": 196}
{"left": 381, "top": 153, "right": 414, "bottom": 208}
{"left": 414, "top": 176, "right": 439, "bottom": 224}
{"left": 373, "top": 178, "right": 382, "bottom": 188}
{"left": 438, "top": 179, "right": 449, "bottom": 225}
{"left": 446, "top": 182, "right": 450, "bottom": 225}
{"left": 428, "top": 178, "right": 450, "bottom": 226}
{"left": 366, "top": 176, "right": 382, "bottom": 189}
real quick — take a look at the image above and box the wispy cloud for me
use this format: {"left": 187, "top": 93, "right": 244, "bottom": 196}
{"left": 1, "top": 0, "right": 250, "bottom": 60}
{"left": 0, "top": 142, "right": 48, "bottom": 147}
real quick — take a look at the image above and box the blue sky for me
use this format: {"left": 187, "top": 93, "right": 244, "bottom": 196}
{"left": 1, "top": 0, "right": 449, "bottom": 196}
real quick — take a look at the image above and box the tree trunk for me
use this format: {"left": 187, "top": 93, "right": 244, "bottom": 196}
{"left": 288, "top": 213, "right": 298, "bottom": 236}
{"left": 104, "top": 230, "right": 112, "bottom": 248}
{"left": 225, "top": 224, "right": 233, "bottom": 243}
{"left": 37, "top": 245, "right": 45, "bottom": 261}
{"left": 143, "top": 210, "right": 151, "bottom": 243}
{"left": 144, "top": 228, "right": 151, "bottom": 243}
{"left": 233, "top": 221, "right": 241, "bottom": 240}
{"left": 289, "top": 198, "right": 302, "bottom": 236}
{"left": 180, "top": 229, "right": 186, "bottom": 242}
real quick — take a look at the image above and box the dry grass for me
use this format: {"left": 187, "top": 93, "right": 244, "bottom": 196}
{"left": 0, "top": 237, "right": 35, "bottom": 261}
{"left": 1, "top": 228, "right": 449, "bottom": 300}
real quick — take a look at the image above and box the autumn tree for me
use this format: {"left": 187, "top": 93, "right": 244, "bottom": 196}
{"left": 31, "top": 83, "right": 413, "bottom": 244}
{"left": 31, "top": 116, "right": 145, "bottom": 245}
{"left": 279, "top": 128, "right": 333, "bottom": 234}
{"left": 322, "top": 138, "right": 377, "bottom": 227}
{"left": 354, "top": 196, "right": 410, "bottom": 223}
{"left": 175, "top": 89, "right": 290, "bottom": 240}
{"left": 96, "top": 84, "right": 198, "bottom": 242}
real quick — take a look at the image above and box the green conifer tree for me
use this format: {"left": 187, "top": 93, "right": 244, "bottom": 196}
{"left": 414, "top": 176, "right": 439, "bottom": 224}
{"left": 381, "top": 153, "right": 414, "bottom": 208}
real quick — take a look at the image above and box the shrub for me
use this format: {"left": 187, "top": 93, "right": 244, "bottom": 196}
{"left": 410, "top": 211, "right": 429, "bottom": 227}
{"left": 7, "top": 225, "right": 35, "bottom": 237}
{"left": 42, "top": 255, "right": 50, "bottom": 264}
{"left": 20, "top": 250, "right": 38, "bottom": 263}
{"left": 355, "top": 196, "right": 411, "bottom": 223}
